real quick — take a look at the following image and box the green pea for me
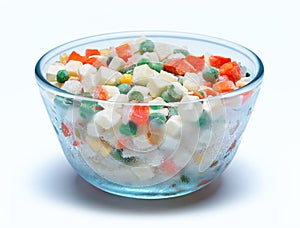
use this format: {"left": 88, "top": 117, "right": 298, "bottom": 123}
{"left": 128, "top": 91, "right": 144, "bottom": 102}
{"left": 246, "top": 72, "right": 251, "bottom": 77}
{"left": 139, "top": 39, "right": 155, "bottom": 54}
{"left": 79, "top": 92, "right": 93, "bottom": 98}
{"left": 56, "top": 70, "right": 69, "bottom": 83}
{"left": 167, "top": 84, "right": 182, "bottom": 101}
{"left": 198, "top": 110, "right": 211, "bottom": 128}
{"left": 150, "top": 105, "right": 164, "bottom": 110}
{"left": 173, "top": 49, "right": 190, "bottom": 56}
{"left": 161, "top": 91, "right": 173, "bottom": 102}
{"left": 79, "top": 100, "right": 103, "bottom": 121}
{"left": 148, "top": 112, "right": 166, "bottom": 127}
{"left": 119, "top": 121, "right": 137, "bottom": 136}
{"left": 151, "top": 62, "right": 163, "bottom": 72}
{"left": 202, "top": 66, "right": 219, "bottom": 82}
{"left": 121, "top": 64, "right": 136, "bottom": 74}
{"left": 117, "top": 83, "right": 131, "bottom": 94}
{"left": 137, "top": 58, "right": 151, "bottom": 66}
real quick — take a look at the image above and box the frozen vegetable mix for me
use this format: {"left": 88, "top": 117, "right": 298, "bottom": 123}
{"left": 42, "top": 35, "right": 258, "bottom": 194}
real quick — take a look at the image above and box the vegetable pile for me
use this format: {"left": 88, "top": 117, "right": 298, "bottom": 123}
{"left": 47, "top": 36, "right": 251, "bottom": 102}
{"left": 46, "top": 36, "right": 252, "bottom": 187}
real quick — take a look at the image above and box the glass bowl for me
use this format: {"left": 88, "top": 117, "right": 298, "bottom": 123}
{"left": 35, "top": 31, "right": 264, "bottom": 199}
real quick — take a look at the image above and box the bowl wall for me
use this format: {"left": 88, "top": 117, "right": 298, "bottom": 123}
{"left": 36, "top": 31, "right": 263, "bottom": 199}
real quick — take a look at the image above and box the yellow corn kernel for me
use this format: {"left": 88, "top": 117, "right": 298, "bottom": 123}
{"left": 194, "top": 153, "right": 203, "bottom": 163}
{"left": 69, "top": 75, "right": 81, "bottom": 81}
{"left": 86, "top": 136, "right": 112, "bottom": 157}
{"left": 86, "top": 136, "right": 101, "bottom": 152}
{"left": 120, "top": 74, "right": 133, "bottom": 85}
{"left": 99, "top": 140, "right": 113, "bottom": 157}
{"left": 236, "top": 81, "right": 247, "bottom": 88}
{"left": 100, "top": 48, "right": 111, "bottom": 56}
{"left": 60, "top": 53, "right": 68, "bottom": 64}
{"left": 68, "top": 71, "right": 79, "bottom": 77}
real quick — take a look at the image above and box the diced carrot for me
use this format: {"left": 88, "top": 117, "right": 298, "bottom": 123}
{"left": 116, "top": 140, "right": 124, "bottom": 149}
{"left": 67, "top": 51, "right": 86, "bottom": 63}
{"left": 163, "top": 58, "right": 196, "bottom": 75}
{"left": 242, "top": 91, "right": 253, "bottom": 104}
{"left": 117, "top": 137, "right": 131, "bottom": 149}
{"left": 115, "top": 43, "right": 133, "bottom": 62}
{"left": 209, "top": 55, "right": 231, "bottom": 68}
{"left": 203, "top": 81, "right": 213, "bottom": 87}
{"left": 130, "top": 105, "right": 150, "bottom": 125}
{"left": 175, "top": 59, "right": 196, "bottom": 75}
{"left": 202, "top": 87, "right": 219, "bottom": 97}
{"left": 84, "top": 57, "right": 107, "bottom": 68}
{"left": 191, "top": 91, "right": 205, "bottom": 99}
{"left": 161, "top": 159, "right": 178, "bottom": 174}
{"left": 164, "top": 55, "right": 204, "bottom": 75}
{"left": 185, "top": 55, "right": 205, "bottom": 72}
{"left": 213, "top": 80, "right": 236, "bottom": 93}
{"left": 94, "top": 85, "right": 108, "bottom": 100}
{"left": 218, "top": 75, "right": 230, "bottom": 81}
{"left": 219, "top": 61, "right": 241, "bottom": 83}
{"left": 227, "top": 140, "right": 237, "bottom": 152}
{"left": 196, "top": 179, "right": 212, "bottom": 187}
{"left": 85, "top": 49, "right": 101, "bottom": 57}
{"left": 73, "top": 140, "right": 81, "bottom": 146}
{"left": 61, "top": 122, "right": 71, "bottom": 137}
{"left": 123, "top": 61, "right": 135, "bottom": 68}
{"left": 163, "top": 58, "right": 181, "bottom": 74}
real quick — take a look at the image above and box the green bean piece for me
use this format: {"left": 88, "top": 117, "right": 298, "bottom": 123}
{"left": 173, "top": 48, "right": 190, "bottom": 56}
{"left": 180, "top": 175, "right": 190, "bottom": 183}
{"left": 167, "top": 84, "right": 182, "bottom": 101}
{"left": 79, "top": 92, "right": 93, "bottom": 98}
{"left": 79, "top": 100, "right": 103, "bottom": 121}
{"left": 198, "top": 110, "right": 211, "bottom": 128}
{"left": 121, "top": 64, "right": 136, "bottom": 74}
{"left": 139, "top": 39, "right": 155, "bottom": 54}
{"left": 161, "top": 91, "right": 173, "bottom": 102}
{"left": 54, "top": 95, "right": 73, "bottom": 109}
{"left": 177, "top": 76, "right": 184, "bottom": 85}
{"left": 119, "top": 121, "right": 137, "bottom": 136}
{"left": 137, "top": 58, "right": 151, "bottom": 66}
{"left": 111, "top": 149, "right": 136, "bottom": 165}
{"left": 151, "top": 62, "right": 163, "bottom": 72}
{"left": 150, "top": 105, "right": 164, "bottom": 110}
{"left": 168, "top": 106, "right": 178, "bottom": 117}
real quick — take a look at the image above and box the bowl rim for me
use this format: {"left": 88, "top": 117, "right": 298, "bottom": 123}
{"left": 35, "top": 30, "right": 264, "bottom": 105}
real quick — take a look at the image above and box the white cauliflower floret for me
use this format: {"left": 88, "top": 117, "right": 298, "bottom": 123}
{"left": 132, "top": 64, "right": 155, "bottom": 86}
{"left": 60, "top": 80, "right": 82, "bottom": 94}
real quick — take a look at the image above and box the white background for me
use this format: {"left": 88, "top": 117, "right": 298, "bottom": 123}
{"left": 1, "top": 0, "right": 299, "bottom": 227}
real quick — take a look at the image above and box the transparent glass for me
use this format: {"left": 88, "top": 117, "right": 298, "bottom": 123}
{"left": 35, "top": 31, "right": 264, "bottom": 199}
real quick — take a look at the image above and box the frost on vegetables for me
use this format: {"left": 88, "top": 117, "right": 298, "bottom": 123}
{"left": 46, "top": 36, "right": 253, "bottom": 186}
